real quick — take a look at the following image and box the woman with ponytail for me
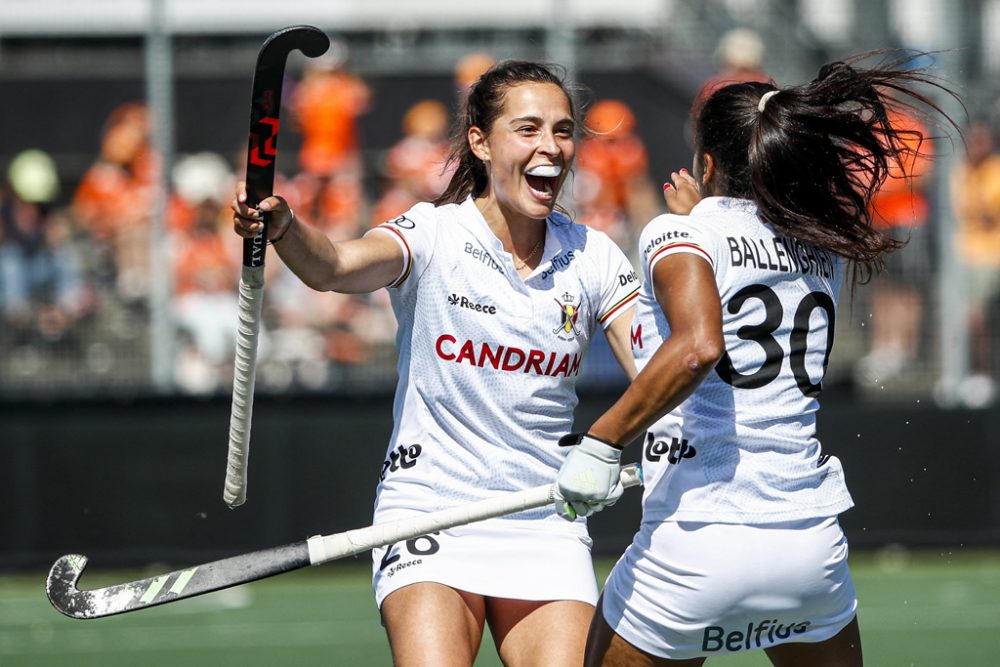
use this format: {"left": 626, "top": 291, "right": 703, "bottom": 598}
{"left": 553, "top": 52, "right": 959, "bottom": 665}
{"left": 233, "top": 60, "right": 640, "bottom": 666}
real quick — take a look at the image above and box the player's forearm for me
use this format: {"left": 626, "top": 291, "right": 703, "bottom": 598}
{"left": 588, "top": 333, "right": 721, "bottom": 447}
{"left": 270, "top": 214, "right": 343, "bottom": 290}
{"left": 272, "top": 215, "right": 390, "bottom": 294}
{"left": 273, "top": 220, "right": 404, "bottom": 294}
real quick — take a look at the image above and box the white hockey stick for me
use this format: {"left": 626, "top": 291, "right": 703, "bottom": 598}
{"left": 224, "top": 264, "right": 264, "bottom": 506}
{"left": 48, "top": 464, "right": 642, "bottom": 619}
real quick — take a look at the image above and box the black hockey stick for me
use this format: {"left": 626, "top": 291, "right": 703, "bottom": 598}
{"left": 47, "top": 465, "right": 642, "bottom": 619}
{"left": 225, "top": 26, "right": 330, "bottom": 508}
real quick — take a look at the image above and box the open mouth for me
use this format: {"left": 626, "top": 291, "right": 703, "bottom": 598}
{"left": 525, "top": 165, "right": 562, "bottom": 200}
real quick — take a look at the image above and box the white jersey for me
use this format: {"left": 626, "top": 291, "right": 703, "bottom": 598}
{"left": 632, "top": 197, "right": 854, "bottom": 523}
{"left": 369, "top": 196, "right": 638, "bottom": 531}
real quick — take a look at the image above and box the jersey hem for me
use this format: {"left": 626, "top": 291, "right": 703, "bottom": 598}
{"left": 640, "top": 498, "right": 855, "bottom": 525}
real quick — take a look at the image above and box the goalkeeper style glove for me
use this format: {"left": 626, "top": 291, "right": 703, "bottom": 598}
{"left": 554, "top": 433, "right": 624, "bottom": 521}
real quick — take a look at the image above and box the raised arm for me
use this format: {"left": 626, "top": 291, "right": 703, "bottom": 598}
{"left": 589, "top": 253, "right": 723, "bottom": 446}
{"left": 554, "top": 252, "right": 724, "bottom": 520}
{"left": 232, "top": 182, "right": 404, "bottom": 294}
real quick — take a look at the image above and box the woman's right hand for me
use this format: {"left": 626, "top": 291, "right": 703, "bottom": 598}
{"left": 231, "top": 181, "right": 294, "bottom": 242}
{"left": 662, "top": 169, "right": 702, "bottom": 216}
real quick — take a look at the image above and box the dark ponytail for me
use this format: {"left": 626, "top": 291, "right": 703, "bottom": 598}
{"left": 434, "top": 60, "right": 577, "bottom": 206}
{"left": 695, "top": 51, "right": 960, "bottom": 283}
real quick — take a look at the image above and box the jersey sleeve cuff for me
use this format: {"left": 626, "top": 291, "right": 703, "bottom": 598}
{"left": 368, "top": 225, "right": 413, "bottom": 288}
{"left": 647, "top": 242, "right": 714, "bottom": 274}
{"left": 598, "top": 289, "right": 639, "bottom": 327}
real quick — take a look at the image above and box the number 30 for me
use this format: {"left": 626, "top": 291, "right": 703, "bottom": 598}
{"left": 715, "top": 284, "right": 835, "bottom": 397}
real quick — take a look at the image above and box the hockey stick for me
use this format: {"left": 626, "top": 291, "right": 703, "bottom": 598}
{"left": 47, "top": 464, "right": 642, "bottom": 619}
{"left": 225, "top": 26, "right": 330, "bottom": 508}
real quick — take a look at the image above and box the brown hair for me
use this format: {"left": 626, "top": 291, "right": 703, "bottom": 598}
{"left": 434, "top": 60, "right": 578, "bottom": 206}
{"left": 695, "top": 51, "right": 961, "bottom": 283}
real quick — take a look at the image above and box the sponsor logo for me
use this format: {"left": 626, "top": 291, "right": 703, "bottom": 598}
{"left": 644, "top": 433, "right": 696, "bottom": 464}
{"left": 618, "top": 270, "right": 639, "bottom": 286}
{"left": 137, "top": 568, "right": 199, "bottom": 605}
{"left": 249, "top": 231, "right": 266, "bottom": 267}
{"left": 380, "top": 444, "right": 422, "bottom": 481}
{"left": 464, "top": 242, "right": 504, "bottom": 273}
{"left": 248, "top": 116, "right": 279, "bottom": 167}
{"left": 702, "top": 619, "right": 812, "bottom": 652}
{"left": 447, "top": 293, "right": 497, "bottom": 315}
{"left": 380, "top": 534, "right": 441, "bottom": 577}
{"left": 631, "top": 323, "right": 643, "bottom": 350}
{"left": 553, "top": 292, "right": 582, "bottom": 341}
{"left": 435, "top": 334, "right": 581, "bottom": 377}
{"left": 384, "top": 558, "right": 422, "bottom": 578}
{"left": 387, "top": 214, "right": 415, "bottom": 229}
{"left": 540, "top": 249, "right": 577, "bottom": 280}
{"left": 643, "top": 230, "right": 691, "bottom": 257}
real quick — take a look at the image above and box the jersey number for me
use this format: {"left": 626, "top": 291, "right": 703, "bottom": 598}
{"left": 379, "top": 535, "right": 441, "bottom": 570}
{"left": 715, "top": 284, "right": 835, "bottom": 397}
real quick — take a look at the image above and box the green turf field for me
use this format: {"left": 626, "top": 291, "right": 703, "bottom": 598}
{"left": 2, "top": 549, "right": 998, "bottom": 666}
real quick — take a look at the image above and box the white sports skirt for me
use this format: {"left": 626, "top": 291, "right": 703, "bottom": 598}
{"left": 372, "top": 517, "right": 599, "bottom": 608}
{"left": 601, "top": 516, "right": 857, "bottom": 660}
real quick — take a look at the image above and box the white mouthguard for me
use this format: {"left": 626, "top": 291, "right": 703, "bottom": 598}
{"left": 526, "top": 165, "right": 562, "bottom": 178}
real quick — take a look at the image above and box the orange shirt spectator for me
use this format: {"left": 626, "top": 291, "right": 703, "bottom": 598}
{"left": 454, "top": 51, "right": 495, "bottom": 100}
{"left": 371, "top": 100, "right": 452, "bottom": 225}
{"left": 72, "top": 102, "right": 155, "bottom": 241}
{"left": 575, "top": 100, "right": 660, "bottom": 244}
{"left": 952, "top": 122, "right": 1000, "bottom": 267}
{"left": 292, "top": 52, "right": 370, "bottom": 176}
{"left": 578, "top": 100, "right": 649, "bottom": 211}
{"left": 871, "top": 106, "right": 933, "bottom": 230}
{"left": 172, "top": 202, "right": 237, "bottom": 296}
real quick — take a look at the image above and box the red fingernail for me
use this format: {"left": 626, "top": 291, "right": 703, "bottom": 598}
{"left": 663, "top": 183, "right": 672, "bottom": 190}
{"left": 680, "top": 168, "right": 688, "bottom": 173}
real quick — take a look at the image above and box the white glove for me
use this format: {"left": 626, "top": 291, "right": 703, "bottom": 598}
{"left": 554, "top": 434, "right": 624, "bottom": 521}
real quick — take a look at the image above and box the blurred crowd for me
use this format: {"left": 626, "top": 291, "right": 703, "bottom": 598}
{"left": 3, "top": 32, "right": 1000, "bottom": 404}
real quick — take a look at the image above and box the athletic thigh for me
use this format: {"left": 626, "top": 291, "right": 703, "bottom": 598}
{"left": 381, "top": 582, "right": 486, "bottom": 667}
{"left": 487, "top": 597, "right": 594, "bottom": 667}
{"left": 585, "top": 597, "right": 706, "bottom": 667}
{"left": 765, "top": 615, "right": 862, "bottom": 667}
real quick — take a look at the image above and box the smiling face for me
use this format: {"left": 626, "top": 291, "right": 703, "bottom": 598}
{"left": 468, "top": 82, "right": 576, "bottom": 224}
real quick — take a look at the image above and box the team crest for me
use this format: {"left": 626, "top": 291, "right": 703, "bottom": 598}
{"left": 553, "top": 292, "right": 582, "bottom": 341}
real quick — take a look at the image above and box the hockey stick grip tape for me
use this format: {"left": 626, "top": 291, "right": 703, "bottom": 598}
{"left": 224, "top": 265, "right": 266, "bottom": 507}
{"left": 305, "top": 463, "right": 642, "bottom": 565}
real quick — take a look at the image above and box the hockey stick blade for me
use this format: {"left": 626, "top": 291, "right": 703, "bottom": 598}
{"left": 224, "top": 25, "right": 330, "bottom": 509}
{"left": 47, "top": 544, "right": 309, "bottom": 620}
{"left": 50, "top": 464, "right": 641, "bottom": 619}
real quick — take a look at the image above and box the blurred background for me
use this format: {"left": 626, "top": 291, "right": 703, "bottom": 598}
{"left": 1, "top": 1, "right": 1000, "bottom": 664}
{"left": 3, "top": 0, "right": 999, "bottom": 402}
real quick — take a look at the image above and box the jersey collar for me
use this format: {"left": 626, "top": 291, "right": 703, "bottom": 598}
{"left": 690, "top": 196, "right": 758, "bottom": 217}
{"left": 459, "top": 196, "right": 561, "bottom": 286}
